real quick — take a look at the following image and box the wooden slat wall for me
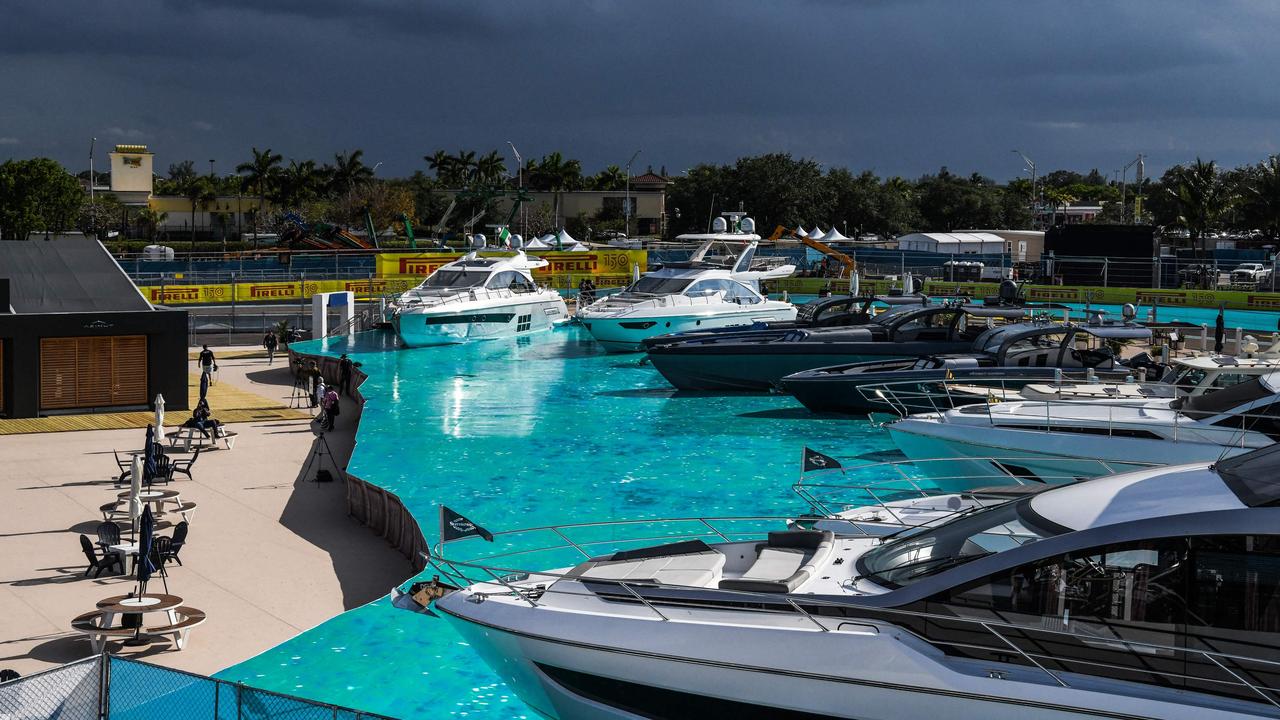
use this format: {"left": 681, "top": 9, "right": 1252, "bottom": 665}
{"left": 0, "top": 341, "right": 5, "bottom": 412}
{"left": 39, "top": 335, "right": 147, "bottom": 411}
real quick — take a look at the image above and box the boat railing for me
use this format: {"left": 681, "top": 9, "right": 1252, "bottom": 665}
{"left": 859, "top": 374, "right": 1274, "bottom": 448}
{"left": 424, "top": 540, "right": 1280, "bottom": 707}
{"left": 392, "top": 284, "right": 549, "bottom": 311}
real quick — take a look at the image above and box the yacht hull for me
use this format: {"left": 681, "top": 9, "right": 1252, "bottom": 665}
{"left": 437, "top": 596, "right": 1250, "bottom": 720}
{"left": 394, "top": 295, "right": 567, "bottom": 348}
{"left": 582, "top": 309, "right": 795, "bottom": 353}
{"left": 887, "top": 417, "right": 1253, "bottom": 485}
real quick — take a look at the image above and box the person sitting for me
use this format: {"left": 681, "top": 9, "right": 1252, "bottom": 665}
{"left": 183, "top": 398, "right": 223, "bottom": 438}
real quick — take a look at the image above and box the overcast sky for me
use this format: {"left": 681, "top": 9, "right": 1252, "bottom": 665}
{"left": 2, "top": 0, "right": 1277, "bottom": 182}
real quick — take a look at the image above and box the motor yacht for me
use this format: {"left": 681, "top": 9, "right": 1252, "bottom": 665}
{"left": 431, "top": 447, "right": 1280, "bottom": 719}
{"left": 390, "top": 250, "right": 568, "bottom": 347}
{"left": 577, "top": 215, "right": 797, "bottom": 352}
{"left": 887, "top": 370, "right": 1280, "bottom": 482}
{"left": 637, "top": 293, "right": 932, "bottom": 350}
{"left": 781, "top": 319, "right": 1155, "bottom": 414}
{"left": 645, "top": 302, "right": 1027, "bottom": 392}
{"left": 1018, "top": 350, "right": 1280, "bottom": 402}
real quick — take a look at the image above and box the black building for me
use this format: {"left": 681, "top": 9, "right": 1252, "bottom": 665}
{"left": 1044, "top": 224, "right": 1158, "bottom": 287}
{"left": 0, "top": 239, "right": 188, "bottom": 418}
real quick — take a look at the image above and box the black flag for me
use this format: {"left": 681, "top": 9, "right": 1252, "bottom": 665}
{"left": 440, "top": 506, "right": 494, "bottom": 543}
{"left": 802, "top": 447, "right": 843, "bottom": 473}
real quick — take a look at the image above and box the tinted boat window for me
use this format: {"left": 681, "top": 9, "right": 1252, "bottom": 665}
{"left": 422, "top": 270, "right": 488, "bottom": 288}
{"left": 628, "top": 276, "right": 693, "bottom": 294}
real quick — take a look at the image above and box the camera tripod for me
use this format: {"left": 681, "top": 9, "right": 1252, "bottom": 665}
{"left": 289, "top": 376, "right": 316, "bottom": 415}
{"left": 301, "top": 429, "right": 345, "bottom": 484}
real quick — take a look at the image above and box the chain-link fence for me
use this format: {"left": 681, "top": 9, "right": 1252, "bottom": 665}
{"left": 0, "top": 655, "right": 395, "bottom": 720}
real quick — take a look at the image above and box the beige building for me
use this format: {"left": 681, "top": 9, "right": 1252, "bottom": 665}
{"left": 484, "top": 172, "right": 669, "bottom": 237}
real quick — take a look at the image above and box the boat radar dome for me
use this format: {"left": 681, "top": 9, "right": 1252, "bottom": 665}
{"left": 471, "top": 233, "right": 487, "bottom": 249}
{"left": 711, "top": 216, "right": 729, "bottom": 233}
{"left": 1122, "top": 303, "right": 1137, "bottom": 321}
{"left": 739, "top": 217, "right": 755, "bottom": 234}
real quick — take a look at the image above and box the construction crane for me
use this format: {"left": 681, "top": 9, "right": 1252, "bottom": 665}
{"left": 432, "top": 198, "right": 458, "bottom": 239}
{"left": 769, "top": 225, "right": 857, "bottom": 278}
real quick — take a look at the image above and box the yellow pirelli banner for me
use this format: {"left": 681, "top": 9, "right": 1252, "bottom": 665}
{"left": 142, "top": 277, "right": 423, "bottom": 305}
{"left": 375, "top": 249, "right": 647, "bottom": 280}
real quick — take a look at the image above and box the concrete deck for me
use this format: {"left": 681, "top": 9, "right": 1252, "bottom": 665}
{"left": 0, "top": 349, "right": 410, "bottom": 677}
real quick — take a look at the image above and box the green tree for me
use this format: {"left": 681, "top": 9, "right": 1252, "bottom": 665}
{"left": 475, "top": 150, "right": 506, "bottom": 184}
{"left": 424, "top": 150, "right": 461, "bottom": 186}
{"left": 274, "top": 159, "right": 323, "bottom": 209}
{"left": 592, "top": 164, "right": 626, "bottom": 190}
{"left": 0, "top": 158, "right": 85, "bottom": 240}
{"left": 1166, "top": 158, "right": 1235, "bottom": 247}
{"left": 136, "top": 207, "right": 168, "bottom": 242}
{"left": 235, "top": 147, "right": 283, "bottom": 233}
{"left": 330, "top": 149, "right": 373, "bottom": 195}
{"left": 77, "top": 193, "right": 123, "bottom": 236}
{"left": 181, "top": 176, "right": 216, "bottom": 248}
{"left": 726, "top": 153, "right": 832, "bottom": 233}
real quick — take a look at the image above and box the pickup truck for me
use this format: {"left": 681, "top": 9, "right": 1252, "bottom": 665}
{"left": 1230, "top": 263, "right": 1271, "bottom": 285}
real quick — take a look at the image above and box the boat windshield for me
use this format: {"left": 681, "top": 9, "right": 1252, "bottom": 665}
{"left": 627, "top": 276, "right": 694, "bottom": 295}
{"left": 857, "top": 499, "right": 1058, "bottom": 588}
{"left": 421, "top": 270, "right": 490, "bottom": 289}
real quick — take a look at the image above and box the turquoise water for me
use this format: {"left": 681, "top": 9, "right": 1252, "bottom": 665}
{"left": 215, "top": 301, "right": 1280, "bottom": 718}
{"left": 216, "top": 325, "right": 901, "bottom": 717}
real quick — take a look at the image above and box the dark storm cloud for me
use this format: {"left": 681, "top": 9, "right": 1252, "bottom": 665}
{"left": 2, "top": 0, "right": 1278, "bottom": 180}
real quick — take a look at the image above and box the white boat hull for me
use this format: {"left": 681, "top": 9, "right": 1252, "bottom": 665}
{"left": 581, "top": 307, "right": 796, "bottom": 353}
{"left": 393, "top": 295, "right": 567, "bottom": 347}
{"left": 438, "top": 594, "right": 1264, "bottom": 720}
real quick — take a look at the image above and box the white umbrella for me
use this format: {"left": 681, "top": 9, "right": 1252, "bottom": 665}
{"left": 129, "top": 455, "right": 143, "bottom": 539}
{"left": 632, "top": 263, "right": 642, "bottom": 283}
{"left": 153, "top": 393, "right": 165, "bottom": 432}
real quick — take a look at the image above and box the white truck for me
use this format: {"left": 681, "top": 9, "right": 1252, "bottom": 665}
{"left": 1230, "top": 262, "right": 1272, "bottom": 286}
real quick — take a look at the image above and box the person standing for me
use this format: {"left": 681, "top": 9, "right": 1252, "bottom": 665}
{"left": 321, "top": 386, "right": 340, "bottom": 431}
{"left": 313, "top": 373, "right": 325, "bottom": 411}
{"left": 263, "top": 332, "right": 279, "bottom": 365}
{"left": 196, "top": 345, "right": 216, "bottom": 378}
{"left": 338, "top": 354, "right": 354, "bottom": 396}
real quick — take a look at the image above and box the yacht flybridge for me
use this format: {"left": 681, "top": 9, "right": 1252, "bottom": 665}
{"left": 390, "top": 250, "right": 568, "bottom": 347}
{"left": 429, "top": 448, "right": 1280, "bottom": 719}
{"left": 577, "top": 213, "right": 797, "bottom": 352}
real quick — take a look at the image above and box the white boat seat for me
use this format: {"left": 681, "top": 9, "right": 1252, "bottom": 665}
{"left": 577, "top": 551, "right": 726, "bottom": 588}
{"left": 719, "top": 530, "right": 834, "bottom": 594}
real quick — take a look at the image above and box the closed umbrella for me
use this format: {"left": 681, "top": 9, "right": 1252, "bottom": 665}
{"left": 129, "top": 455, "right": 143, "bottom": 541}
{"left": 153, "top": 393, "right": 165, "bottom": 433}
{"left": 199, "top": 371, "right": 210, "bottom": 401}
{"left": 124, "top": 505, "right": 159, "bottom": 646}
{"left": 143, "top": 425, "right": 157, "bottom": 485}
{"left": 1214, "top": 306, "right": 1225, "bottom": 354}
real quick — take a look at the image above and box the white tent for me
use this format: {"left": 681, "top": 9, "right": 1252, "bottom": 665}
{"left": 555, "top": 228, "right": 579, "bottom": 249}
{"left": 806, "top": 226, "right": 825, "bottom": 240}
{"left": 820, "top": 227, "right": 848, "bottom": 243}
{"left": 896, "top": 232, "right": 1007, "bottom": 254}
{"left": 568, "top": 243, "right": 590, "bottom": 252}
{"left": 525, "top": 236, "right": 551, "bottom": 250}
{"left": 795, "top": 225, "right": 809, "bottom": 238}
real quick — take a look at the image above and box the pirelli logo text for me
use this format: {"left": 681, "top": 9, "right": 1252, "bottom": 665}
{"left": 542, "top": 255, "right": 600, "bottom": 273}
{"left": 1026, "top": 288, "right": 1081, "bottom": 302}
{"left": 149, "top": 287, "right": 201, "bottom": 302}
{"left": 1136, "top": 292, "right": 1188, "bottom": 306}
{"left": 247, "top": 283, "right": 298, "bottom": 299}
{"left": 344, "top": 280, "right": 388, "bottom": 294}
{"left": 1247, "top": 295, "right": 1280, "bottom": 310}
{"left": 398, "top": 259, "right": 450, "bottom": 275}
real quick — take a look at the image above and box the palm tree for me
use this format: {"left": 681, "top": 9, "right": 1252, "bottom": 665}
{"left": 1167, "top": 158, "right": 1235, "bottom": 248}
{"left": 454, "top": 150, "right": 478, "bottom": 184}
{"left": 182, "top": 176, "right": 216, "bottom": 249}
{"left": 1044, "top": 188, "right": 1079, "bottom": 227}
{"left": 593, "top": 164, "right": 626, "bottom": 190}
{"left": 425, "top": 150, "right": 455, "bottom": 184}
{"left": 530, "top": 152, "right": 584, "bottom": 224}
{"left": 275, "top": 160, "right": 322, "bottom": 209}
{"left": 476, "top": 150, "right": 506, "bottom": 184}
{"left": 235, "top": 147, "right": 283, "bottom": 234}
{"left": 331, "top": 149, "right": 373, "bottom": 194}
{"left": 136, "top": 207, "right": 168, "bottom": 242}
{"left": 1247, "top": 155, "right": 1280, "bottom": 240}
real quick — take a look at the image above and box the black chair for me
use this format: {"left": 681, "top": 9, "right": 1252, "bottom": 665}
{"left": 147, "top": 456, "right": 175, "bottom": 487}
{"left": 113, "top": 450, "right": 132, "bottom": 485}
{"left": 168, "top": 448, "right": 200, "bottom": 481}
{"left": 168, "top": 522, "right": 188, "bottom": 566}
{"left": 95, "top": 522, "right": 121, "bottom": 549}
{"left": 0, "top": 669, "right": 20, "bottom": 683}
{"left": 149, "top": 537, "right": 173, "bottom": 592}
{"left": 80, "top": 535, "right": 122, "bottom": 577}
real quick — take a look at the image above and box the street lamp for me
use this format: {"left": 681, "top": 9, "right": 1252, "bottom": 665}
{"left": 624, "top": 149, "right": 641, "bottom": 238}
{"left": 507, "top": 142, "right": 524, "bottom": 237}
{"left": 89, "top": 137, "right": 97, "bottom": 235}
{"left": 372, "top": 161, "right": 384, "bottom": 174}
{"left": 209, "top": 159, "right": 216, "bottom": 178}
{"left": 1012, "top": 150, "right": 1036, "bottom": 229}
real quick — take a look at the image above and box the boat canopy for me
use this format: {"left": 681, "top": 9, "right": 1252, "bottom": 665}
{"left": 1174, "top": 371, "right": 1280, "bottom": 419}
{"left": 1216, "top": 443, "right": 1280, "bottom": 507}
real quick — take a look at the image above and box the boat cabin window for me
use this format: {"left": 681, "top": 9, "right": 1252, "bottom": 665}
{"left": 1001, "top": 332, "right": 1066, "bottom": 365}
{"left": 684, "top": 279, "right": 761, "bottom": 304}
{"left": 889, "top": 311, "right": 958, "bottom": 341}
{"left": 925, "top": 534, "right": 1280, "bottom": 701}
{"left": 421, "top": 270, "right": 489, "bottom": 289}
{"left": 857, "top": 500, "right": 1057, "bottom": 589}
{"left": 628, "top": 276, "right": 693, "bottom": 295}
{"left": 1165, "top": 366, "right": 1253, "bottom": 393}
{"left": 485, "top": 270, "right": 534, "bottom": 292}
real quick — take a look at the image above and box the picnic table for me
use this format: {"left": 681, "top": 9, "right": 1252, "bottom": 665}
{"left": 116, "top": 489, "right": 182, "bottom": 514}
{"left": 72, "top": 593, "right": 206, "bottom": 652}
{"left": 165, "top": 426, "right": 237, "bottom": 452}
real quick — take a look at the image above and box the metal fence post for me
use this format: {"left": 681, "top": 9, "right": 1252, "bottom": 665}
{"left": 236, "top": 682, "right": 243, "bottom": 720}
{"left": 98, "top": 653, "right": 109, "bottom": 720}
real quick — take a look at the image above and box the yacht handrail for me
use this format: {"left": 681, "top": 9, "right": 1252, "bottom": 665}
{"left": 393, "top": 283, "right": 549, "bottom": 310}
{"left": 425, "top": 547, "right": 1280, "bottom": 706}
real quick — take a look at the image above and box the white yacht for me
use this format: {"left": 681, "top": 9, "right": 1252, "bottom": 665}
{"left": 1019, "top": 350, "right": 1280, "bottom": 402}
{"left": 577, "top": 215, "right": 797, "bottom": 352}
{"left": 390, "top": 251, "right": 568, "bottom": 347}
{"left": 429, "top": 447, "right": 1280, "bottom": 719}
{"left": 887, "top": 370, "right": 1280, "bottom": 482}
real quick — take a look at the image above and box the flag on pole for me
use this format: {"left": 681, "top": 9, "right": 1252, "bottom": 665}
{"left": 497, "top": 227, "right": 511, "bottom": 248}
{"left": 802, "top": 447, "right": 843, "bottom": 473}
{"left": 440, "top": 506, "right": 494, "bottom": 543}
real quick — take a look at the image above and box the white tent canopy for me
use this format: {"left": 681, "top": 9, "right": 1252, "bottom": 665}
{"left": 568, "top": 243, "right": 590, "bottom": 252}
{"left": 525, "top": 236, "right": 552, "bottom": 250}
{"left": 820, "top": 227, "right": 848, "bottom": 243}
{"left": 555, "top": 228, "right": 579, "bottom": 248}
{"left": 896, "top": 232, "right": 1007, "bottom": 254}
{"left": 795, "top": 225, "right": 809, "bottom": 238}
{"left": 806, "top": 226, "right": 825, "bottom": 240}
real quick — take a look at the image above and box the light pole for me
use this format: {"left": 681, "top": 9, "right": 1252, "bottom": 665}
{"left": 89, "top": 137, "right": 97, "bottom": 234}
{"left": 507, "top": 141, "right": 523, "bottom": 237}
{"left": 624, "top": 149, "right": 641, "bottom": 238}
{"left": 209, "top": 159, "right": 216, "bottom": 178}
{"left": 1012, "top": 150, "right": 1036, "bottom": 229}
{"left": 1121, "top": 154, "right": 1142, "bottom": 224}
